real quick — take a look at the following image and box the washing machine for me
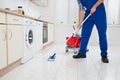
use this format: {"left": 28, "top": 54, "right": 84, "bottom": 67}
{"left": 21, "top": 18, "right": 43, "bottom": 63}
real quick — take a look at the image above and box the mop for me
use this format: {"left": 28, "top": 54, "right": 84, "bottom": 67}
{"left": 48, "top": 53, "right": 56, "bottom": 61}
{"left": 48, "top": 14, "right": 91, "bottom": 61}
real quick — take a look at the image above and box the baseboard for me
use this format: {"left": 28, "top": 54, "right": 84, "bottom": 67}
{"left": 0, "top": 59, "right": 21, "bottom": 77}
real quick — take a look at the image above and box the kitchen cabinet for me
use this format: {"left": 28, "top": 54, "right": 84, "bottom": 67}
{"left": 48, "top": 23, "right": 54, "bottom": 43}
{"left": 0, "top": 25, "right": 7, "bottom": 70}
{"left": 7, "top": 14, "right": 24, "bottom": 65}
{"left": 0, "top": 12, "right": 7, "bottom": 70}
{"left": 7, "top": 25, "right": 24, "bottom": 64}
{"left": 0, "top": 12, "right": 24, "bottom": 69}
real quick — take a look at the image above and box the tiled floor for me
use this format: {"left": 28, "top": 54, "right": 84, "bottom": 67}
{"left": 0, "top": 43, "right": 120, "bottom": 80}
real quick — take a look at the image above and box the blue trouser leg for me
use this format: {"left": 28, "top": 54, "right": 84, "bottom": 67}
{"left": 79, "top": 13, "right": 108, "bottom": 56}
{"left": 94, "top": 14, "right": 108, "bottom": 56}
{"left": 79, "top": 16, "right": 94, "bottom": 55}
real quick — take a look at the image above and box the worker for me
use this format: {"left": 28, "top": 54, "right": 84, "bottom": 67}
{"left": 73, "top": 0, "right": 109, "bottom": 63}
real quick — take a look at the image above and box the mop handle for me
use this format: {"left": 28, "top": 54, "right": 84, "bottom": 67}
{"left": 81, "top": 14, "right": 91, "bottom": 25}
{"left": 66, "top": 14, "right": 91, "bottom": 42}
{"left": 74, "top": 13, "right": 91, "bottom": 32}
{"left": 75, "top": 14, "right": 91, "bottom": 33}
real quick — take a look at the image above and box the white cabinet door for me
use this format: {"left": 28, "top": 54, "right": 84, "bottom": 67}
{"left": 8, "top": 25, "right": 24, "bottom": 64}
{"left": 48, "top": 23, "right": 54, "bottom": 43}
{"left": 0, "top": 25, "right": 7, "bottom": 70}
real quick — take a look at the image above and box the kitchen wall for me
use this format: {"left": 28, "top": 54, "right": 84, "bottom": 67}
{"left": 105, "top": 0, "right": 120, "bottom": 24}
{"left": 55, "top": 0, "right": 69, "bottom": 24}
{"left": 0, "top": 0, "right": 55, "bottom": 22}
{"left": 54, "top": 0, "right": 79, "bottom": 24}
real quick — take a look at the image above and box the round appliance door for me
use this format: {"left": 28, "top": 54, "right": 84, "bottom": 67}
{"left": 26, "top": 29, "right": 34, "bottom": 48}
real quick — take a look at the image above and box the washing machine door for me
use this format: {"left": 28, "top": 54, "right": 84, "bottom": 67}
{"left": 26, "top": 29, "right": 33, "bottom": 48}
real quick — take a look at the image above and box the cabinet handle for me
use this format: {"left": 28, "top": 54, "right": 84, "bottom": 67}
{"left": 2, "top": 30, "right": 6, "bottom": 41}
{"left": 9, "top": 29, "right": 12, "bottom": 40}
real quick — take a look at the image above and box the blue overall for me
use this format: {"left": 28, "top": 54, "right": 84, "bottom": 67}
{"left": 79, "top": 0, "right": 108, "bottom": 57}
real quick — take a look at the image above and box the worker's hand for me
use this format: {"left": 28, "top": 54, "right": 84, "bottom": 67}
{"left": 77, "top": 22, "right": 82, "bottom": 30}
{"left": 90, "top": 6, "right": 96, "bottom": 14}
{"left": 75, "top": 22, "right": 82, "bottom": 34}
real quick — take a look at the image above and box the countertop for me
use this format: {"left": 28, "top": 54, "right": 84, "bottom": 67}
{"left": 0, "top": 8, "right": 53, "bottom": 24}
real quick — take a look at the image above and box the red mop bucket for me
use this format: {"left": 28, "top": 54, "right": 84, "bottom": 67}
{"left": 66, "top": 37, "right": 80, "bottom": 48}
{"left": 65, "top": 14, "right": 91, "bottom": 53}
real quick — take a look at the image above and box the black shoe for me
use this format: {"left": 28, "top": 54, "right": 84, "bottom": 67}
{"left": 101, "top": 56, "right": 109, "bottom": 63}
{"left": 73, "top": 53, "right": 86, "bottom": 59}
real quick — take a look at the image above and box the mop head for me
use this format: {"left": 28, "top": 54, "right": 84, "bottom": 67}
{"left": 48, "top": 53, "right": 56, "bottom": 61}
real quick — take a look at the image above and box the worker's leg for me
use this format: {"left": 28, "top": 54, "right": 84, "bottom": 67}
{"left": 94, "top": 13, "right": 108, "bottom": 57}
{"left": 79, "top": 17, "right": 94, "bottom": 55}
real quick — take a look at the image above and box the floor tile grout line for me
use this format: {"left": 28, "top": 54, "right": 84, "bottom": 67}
{"left": 52, "top": 50, "right": 66, "bottom": 80}
{"left": 89, "top": 54, "right": 103, "bottom": 80}
{"left": 77, "top": 60, "right": 79, "bottom": 80}
{"left": 40, "top": 44, "right": 66, "bottom": 80}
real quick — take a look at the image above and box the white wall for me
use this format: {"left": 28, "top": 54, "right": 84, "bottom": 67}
{"left": 54, "top": 24, "right": 74, "bottom": 44}
{"left": 88, "top": 25, "right": 120, "bottom": 46}
{"left": 55, "top": 0, "right": 79, "bottom": 25}
{"left": 0, "top": 0, "right": 55, "bottom": 22}
{"left": 105, "top": 0, "right": 120, "bottom": 24}
{"left": 55, "top": 0, "right": 69, "bottom": 24}
{"left": 69, "top": 0, "right": 79, "bottom": 24}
